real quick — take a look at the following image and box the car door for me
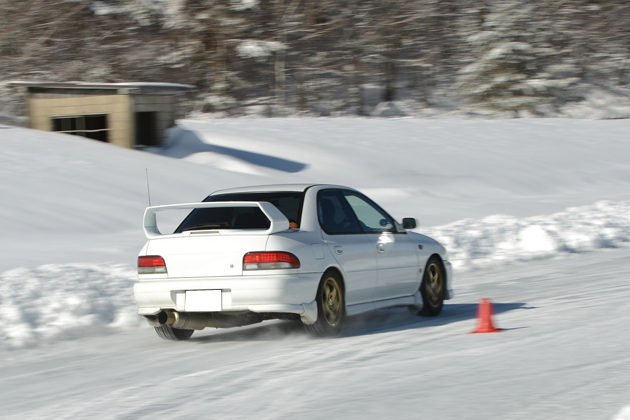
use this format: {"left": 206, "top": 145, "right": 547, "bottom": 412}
{"left": 318, "top": 189, "right": 378, "bottom": 305}
{"left": 341, "top": 191, "right": 419, "bottom": 300}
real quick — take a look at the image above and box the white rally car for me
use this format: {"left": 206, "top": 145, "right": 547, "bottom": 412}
{"left": 134, "top": 184, "right": 453, "bottom": 340}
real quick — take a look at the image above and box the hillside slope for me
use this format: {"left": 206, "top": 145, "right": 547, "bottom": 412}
{"left": 1, "top": 118, "right": 630, "bottom": 418}
{"left": 2, "top": 118, "right": 630, "bottom": 271}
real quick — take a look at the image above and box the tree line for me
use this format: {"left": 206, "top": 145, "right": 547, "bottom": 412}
{"left": 1, "top": 0, "right": 629, "bottom": 118}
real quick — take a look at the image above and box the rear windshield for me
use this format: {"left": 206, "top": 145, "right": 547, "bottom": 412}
{"left": 174, "top": 191, "right": 305, "bottom": 232}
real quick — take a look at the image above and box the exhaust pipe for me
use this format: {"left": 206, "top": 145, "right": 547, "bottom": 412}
{"left": 161, "top": 311, "right": 208, "bottom": 330}
{"left": 147, "top": 310, "right": 265, "bottom": 330}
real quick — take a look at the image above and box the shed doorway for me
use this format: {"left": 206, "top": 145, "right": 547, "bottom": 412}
{"left": 135, "top": 112, "right": 158, "bottom": 146}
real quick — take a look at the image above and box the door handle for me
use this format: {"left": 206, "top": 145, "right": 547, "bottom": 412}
{"left": 334, "top": 246, "right": 343, "bottom": 255}
{"left": 377, "top": 243, "right": 385, "bottom": 253}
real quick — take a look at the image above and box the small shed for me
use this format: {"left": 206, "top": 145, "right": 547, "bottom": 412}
{"left": 8, "top": 81, "right": 196, "bottom": 148}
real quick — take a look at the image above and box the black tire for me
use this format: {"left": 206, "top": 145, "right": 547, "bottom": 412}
{"left": 417, "top": 256, "right": 445, "bottom": 317}
{"left": 154, "top": 325, "right": 194, "bottom": 341}
{"left": 306, "top": 271, "right": 345, "bottom": 337}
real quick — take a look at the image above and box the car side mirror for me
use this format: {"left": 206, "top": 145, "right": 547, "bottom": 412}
{"left": 402, "top": 217, "right": 417, "bottom": 229}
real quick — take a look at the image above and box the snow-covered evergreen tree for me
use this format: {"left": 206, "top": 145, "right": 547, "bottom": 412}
{"left": 456, "top": 0, "right": 581, "bottom": 115}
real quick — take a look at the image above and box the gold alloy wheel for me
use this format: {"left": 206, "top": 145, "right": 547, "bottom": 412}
{"left": 426, "top": 262, "right": 444, "bottom": 307}
{"left": 321, "top": 276, "right": 343, "bottom": 326}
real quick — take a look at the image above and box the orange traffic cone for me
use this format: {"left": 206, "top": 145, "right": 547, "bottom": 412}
{"left": 470, "top": 298, "right": 502, "bottom": 334}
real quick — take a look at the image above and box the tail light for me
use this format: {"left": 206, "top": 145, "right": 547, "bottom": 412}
{"left": 243, "top": 252, "right": 300, "bottom": 270}
{"left": 138, "top": 255, "right": 167, "bottom": 274}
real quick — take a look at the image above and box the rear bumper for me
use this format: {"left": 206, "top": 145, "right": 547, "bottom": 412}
{"left": 133, "top": 272, "right": 321, "bottom": 317}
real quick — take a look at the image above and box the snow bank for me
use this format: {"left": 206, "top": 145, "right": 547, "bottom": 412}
{"left": 613, "top": 406, "right": 630, "bottom": 420}
{"left": 3, "top": 200, "right": 630, "bottom": 349}
{"left": 424, "top": 200, "right": 630, "bottom": 270}
{"left": 0, "top": 263, "right": 139, "bottom": 349}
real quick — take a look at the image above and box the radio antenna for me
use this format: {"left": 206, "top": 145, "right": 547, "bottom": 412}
{"left": 145, "top": 168, "right": 152, "bottom": 207}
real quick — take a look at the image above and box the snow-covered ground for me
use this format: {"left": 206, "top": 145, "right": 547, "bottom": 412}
{"left": 2, "top": 247, "right": 630, "bottom": 419}
{"left": 1, "top": 118, "right": 630, "bottom": 418}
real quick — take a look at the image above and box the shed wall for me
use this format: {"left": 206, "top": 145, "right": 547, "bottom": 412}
{"left": 29, "top": 94, "right": 134, "bottom": 148}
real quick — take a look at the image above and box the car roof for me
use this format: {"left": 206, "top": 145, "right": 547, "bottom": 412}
{"left": 209, "top": 184, "right": 358, "bottom": 195}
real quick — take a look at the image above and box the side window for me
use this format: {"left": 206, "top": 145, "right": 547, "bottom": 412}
{"left": 318, "top": 190, "right": 362, "bottom": 234}
{"left": 342, "top": 191, "right": 395, "bottom": 233}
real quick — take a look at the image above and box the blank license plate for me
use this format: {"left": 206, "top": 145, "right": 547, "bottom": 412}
{"left": 185, "top": 290, "right": 222, "bottom": 312}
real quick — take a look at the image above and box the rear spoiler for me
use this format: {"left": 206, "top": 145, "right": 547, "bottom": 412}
{"left": 143, "top": 201, "right": 290, "bottom": 239}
